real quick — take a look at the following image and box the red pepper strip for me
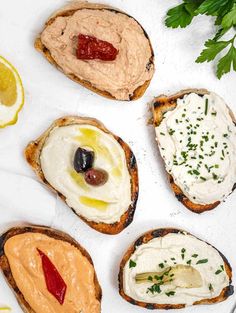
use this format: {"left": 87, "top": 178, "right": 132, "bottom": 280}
{"left": 37, "top": 249, "right": 67, "bottom": 305}
{"left": 77, "top": 34, "right": 119, "bottom": 61}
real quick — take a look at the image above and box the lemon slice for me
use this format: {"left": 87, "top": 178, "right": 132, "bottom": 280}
{"left": 0, "top": 56, "right": 24, "bottom": 128}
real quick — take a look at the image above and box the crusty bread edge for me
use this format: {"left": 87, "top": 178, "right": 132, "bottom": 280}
{"left": 152, "top": 88, "right": 236, "bottom": 213}
{"left": 118, "top": 228, "right": 234, "bottom": 310}
{"left": 0, "top": 225, "right": 102, "bottom": 313}
{"left": 24, "top": 116, "right": 139, "bottom": 235}
{"left": 34, "top": 1, "right": 154, "bottom": 101}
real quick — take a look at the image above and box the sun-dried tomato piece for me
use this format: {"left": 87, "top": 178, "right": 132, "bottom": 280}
{"left": 37, "top": 249, "right": 67, "bottom": 305}
{"left": 77, "top": 34, "right": 118, "bottom": 61}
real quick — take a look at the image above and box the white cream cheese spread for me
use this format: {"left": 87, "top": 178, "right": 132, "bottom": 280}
{"left": 40, "top": 124, "right": 131, "bottom": 224}
{"left": 155, "top": 92, "right": 236, "bottom": 205}
{"left": 123, "top": 233, "right": 229, "bottom": 305}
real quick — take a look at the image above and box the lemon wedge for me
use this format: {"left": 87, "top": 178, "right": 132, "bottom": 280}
{"left": 0, "top": 56, "right": 24, "bottom": 128}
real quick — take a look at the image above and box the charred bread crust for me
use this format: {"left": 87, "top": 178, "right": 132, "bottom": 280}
{"left": 118, "top": 228, "right": 233, "bottom": 310}
{"left": 24, "top": 116, "right": 139, "bottom": 235}
{"left": 34, "top": 1, "right": 154, "bottom": 101}
{"left": 152, "top": 88, "right": 236, "bottom": 213}
{"left": 0, "top": 225, "right": 102, "bottom": 313}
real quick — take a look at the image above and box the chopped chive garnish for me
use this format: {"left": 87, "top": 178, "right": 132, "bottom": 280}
{"left": 168, "top": 128, "right": 175, "bottom": 136}
{"left": 159, "top": 263, "right": 165, "bottom": 269}
{"left": 196, "top": 259, "right": 208, "bottom": 265}
{"left": 192, "top": 254, "right": 198, "bottom": 258}
{"left": 165, "top": 291, "right": 175, "bottom": 297}
{"left": 204, "top": 99, "right": 209, "bottom": 115}
{"left": 147, "top": 284, "right": 162, "bottom": 294}
{"left": 148, "top": 276, "right": 153, "bottom": 281}
{"left": 129, "top": 260, "right": 136, "bottom": 268}
{"left": 212, "top": 173, "right": 218, "bottom": 180}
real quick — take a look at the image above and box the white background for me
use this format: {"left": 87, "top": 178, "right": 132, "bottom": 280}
{"left": 0, "top": 0, "right": 236, "bottom": 312}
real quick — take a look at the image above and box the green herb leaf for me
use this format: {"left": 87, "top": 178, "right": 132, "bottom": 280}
{"left": 165, "top": 0, "right": 236, "bottom": 79}
{"left": 197, "top": 0, "right": 234, "bottom": 16}
{"left": 215, "top": 269, "right": 222, "bottom": 275}
{"left": 217, "top": 45, "right": 236, "bottom": 79}
{"left": 213, "top": 27, "right": 230, "bottom": 41}
{"left": 129, "top": 259, "right": 136, "bottom": 268}
{"left": 196, "top": 39, "right": 230, "bottom": 63}
{"left": 185, "top": 0, "right": 205, "bottom": 15}
{"left": 222, "top": 3, "right": 236, "bottom": 28}
{"left": 165, "top": 4, "right": 194, "bottom": 28}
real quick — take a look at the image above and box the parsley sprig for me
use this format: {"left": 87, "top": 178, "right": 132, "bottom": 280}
{"left": 165, "top": 0, "right": 236, "bottom": 79}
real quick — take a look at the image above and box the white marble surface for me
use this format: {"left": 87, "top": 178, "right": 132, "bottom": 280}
{"left": 0, "top": 0, "right": 236, "bottom": 312}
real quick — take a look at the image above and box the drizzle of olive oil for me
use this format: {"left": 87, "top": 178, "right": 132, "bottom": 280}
{"left": 79, "top": 196, "right": 109, "bottom": 211}
{"left": 111, "top": 166, "right": 122, "bottom": 178}
{"left": 75, "top": 128, "right": 114, "bottom": 165}
{"left": 69, "top": 169, "right": 89, "bottom": 191}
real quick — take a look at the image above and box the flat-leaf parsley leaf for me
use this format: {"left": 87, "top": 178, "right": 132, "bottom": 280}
{"left": 165, "top": 0, "right": 236, "bottom": 78}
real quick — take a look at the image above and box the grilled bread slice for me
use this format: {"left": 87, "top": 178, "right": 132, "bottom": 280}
{"left": 152, "top": 89, "right": 236, "bottom": 213}
{"left": 35, "top": 1, "right": 154, "bottom": 101}
{"left": 25, "top": 116, "right": 138, "bottom": 235}
{"left": 0, "top": 225, "right": 102, "bottom": 313}
{"left": 119, "top": 228, "right": 233, "bottom": 310}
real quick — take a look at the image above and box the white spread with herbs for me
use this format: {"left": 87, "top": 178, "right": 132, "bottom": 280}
{"left": 40, "top": 124, "right": 131, "bottom": 223}
{"left": 155, "top": 92, "right": 236, "bottom": 205}
{"left": 123, "top": 233, "right": 229, "bottom": 305}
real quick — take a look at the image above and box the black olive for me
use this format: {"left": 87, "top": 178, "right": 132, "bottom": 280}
{"left": 74, "top": 147, "right": 94, "bottom": 173}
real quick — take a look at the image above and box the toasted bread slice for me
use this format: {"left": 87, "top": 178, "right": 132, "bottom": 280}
{"left": 119, "top": 228, "right": 233, "bottom": 310}
{"left": 35, "top": 1, "right": 154, "bottom": 101}
{"left": 0, "top": 225, "right": 102, "bottom": 313}
{"left": 25, "top": 116, "right": 138, "bottom": 235}
{"left": 152, "top": 88, "right": 236, "bottom": 213}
